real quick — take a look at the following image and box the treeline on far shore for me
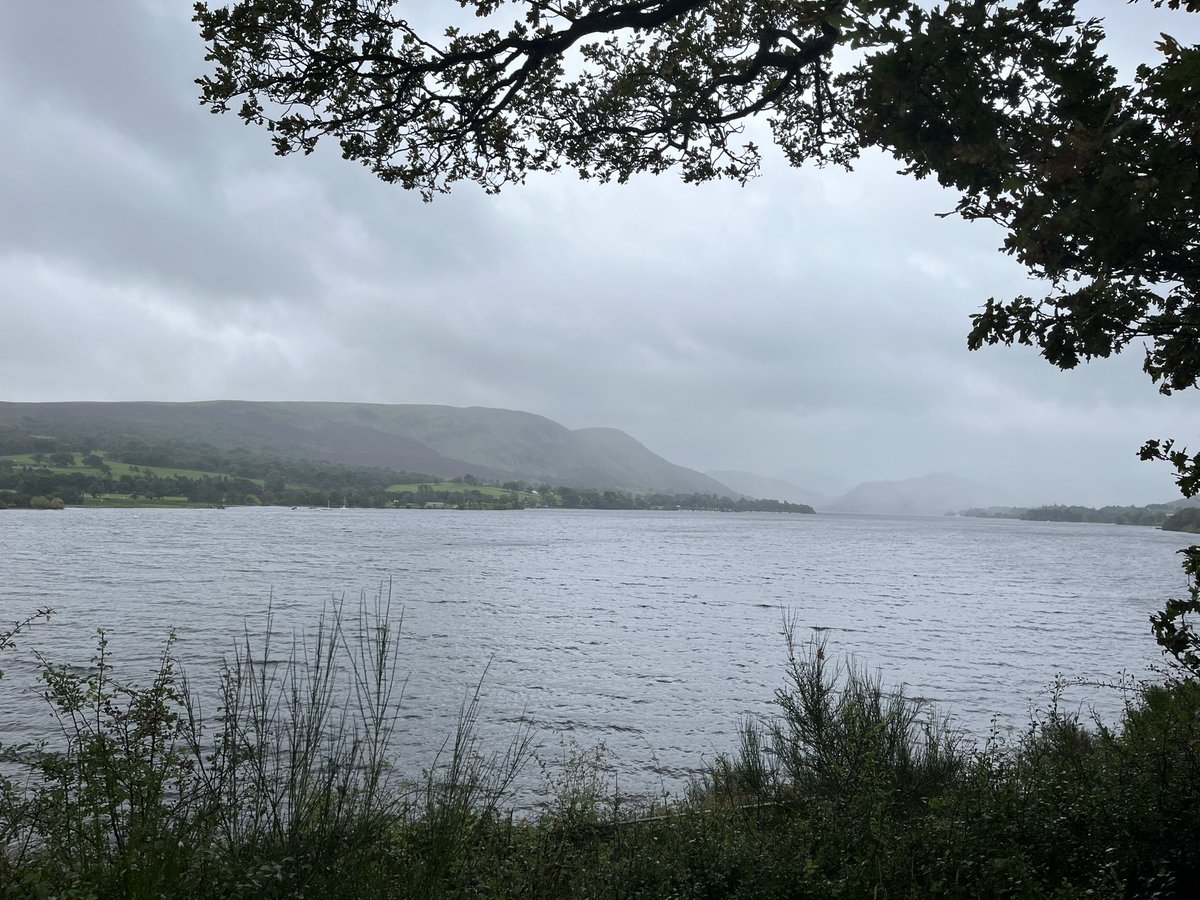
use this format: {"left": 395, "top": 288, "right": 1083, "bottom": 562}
{"left": 957, "top": 502, "right": 1192, "bottom": 528}
{"left": 0, "top": 454, "right": 813, "bottom": 514}
{"left": 552, "top": 486, "right": 813, "bottom": 513}
{"left": 1161, "top": 507, "right": 1200, "bottom": 534}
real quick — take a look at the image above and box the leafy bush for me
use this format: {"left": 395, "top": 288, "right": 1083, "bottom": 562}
{"left": 0, "top": 591, "right": 534, "bottom": 899}
{"left": 4, "top": 602, "right": 1200, "bottom": 898}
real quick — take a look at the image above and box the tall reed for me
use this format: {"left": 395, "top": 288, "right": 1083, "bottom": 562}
{"left": 0, "top": 588, "right": 533, "bottom": 899}
{"left": 4, "top": 600, "right": 1200, "bottom": 898}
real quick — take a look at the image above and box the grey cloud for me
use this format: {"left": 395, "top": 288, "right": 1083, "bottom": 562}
{"left": 0, "top": 3, "right": 519, "bottom": 308}
{"left": 2, "top": 3, "right": 1198, "bottom": 508}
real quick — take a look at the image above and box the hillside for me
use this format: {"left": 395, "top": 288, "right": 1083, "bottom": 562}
{"left": 0, "top": 401, "right": 735, "bottom": 496}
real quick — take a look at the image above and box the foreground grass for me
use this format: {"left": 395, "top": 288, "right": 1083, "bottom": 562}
{"left": 2, "top": 604, "right": 1199, "bottom": 899}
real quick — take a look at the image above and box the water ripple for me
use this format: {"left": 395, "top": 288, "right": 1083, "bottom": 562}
{"left": 1, "top": 508, "right": 1191, "bottom": 796}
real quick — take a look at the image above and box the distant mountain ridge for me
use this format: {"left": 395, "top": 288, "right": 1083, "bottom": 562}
{"left": 825, "top": 473, "right": 1011, "bottom": 516}
{"left": 706, "top": 469, "right": 1009, "bottom": 515}
{"left": 0, "top": 401, "right": 736, "bottom": 496}
{"left": 706, "top": 470, "right": 833, "bottom": 508}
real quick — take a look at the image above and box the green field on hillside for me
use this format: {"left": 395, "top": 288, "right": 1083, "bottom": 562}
{"left": 4, "top": 453, "right": 261, "bottom": 483}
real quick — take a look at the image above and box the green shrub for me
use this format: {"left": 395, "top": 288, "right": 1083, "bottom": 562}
{"left": 2, "top": 591, "right": 468, "bottom": 899}
{"left": 4, "top": 601, "right": 1200, "bottom": 898}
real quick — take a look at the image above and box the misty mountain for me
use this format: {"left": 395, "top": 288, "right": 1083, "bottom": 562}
{"left": 775, "top": 467, "right": 851, "bottom": 499}
{"left": 826, "top": 473, "right": 1012, "bottom": 516}
{"left": 0, "top": 401, "right": 737, "bottom": 496}
{"left": 707, "top": 470, "right": 833, "bottom": 508}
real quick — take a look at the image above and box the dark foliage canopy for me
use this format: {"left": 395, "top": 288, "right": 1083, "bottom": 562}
{"left": 196, "top": 0, "right": 1200, "bottom": 663}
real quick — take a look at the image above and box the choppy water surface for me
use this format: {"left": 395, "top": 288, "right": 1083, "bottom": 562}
{"left": 1, "top": 508, "right": 1193, "bottom": 794}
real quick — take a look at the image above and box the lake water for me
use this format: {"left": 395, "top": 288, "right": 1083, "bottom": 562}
{"left": 1, "top": 507, "right": 1194, "bottom": 797}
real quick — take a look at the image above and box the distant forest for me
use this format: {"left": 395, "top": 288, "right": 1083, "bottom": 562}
{"left": 0, "top": 434, "right": 812, "bottom": 514}
{"left": 958, "top": 503, "right": 1185, "bottom": 528}
{"left": 1161, "top": 507, "right": 1200, "bottom": 534}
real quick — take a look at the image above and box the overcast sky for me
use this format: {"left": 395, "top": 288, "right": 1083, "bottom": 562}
{"left": 2, "top": 1, "right": 1197, "bottom": 505}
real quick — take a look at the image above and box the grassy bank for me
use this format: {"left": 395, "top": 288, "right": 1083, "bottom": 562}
{"left": 79, "top": 494, "right": 215, "bottom": 509}
{"left": 3, "top": 604, "right": 1199, "bottom": 899}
